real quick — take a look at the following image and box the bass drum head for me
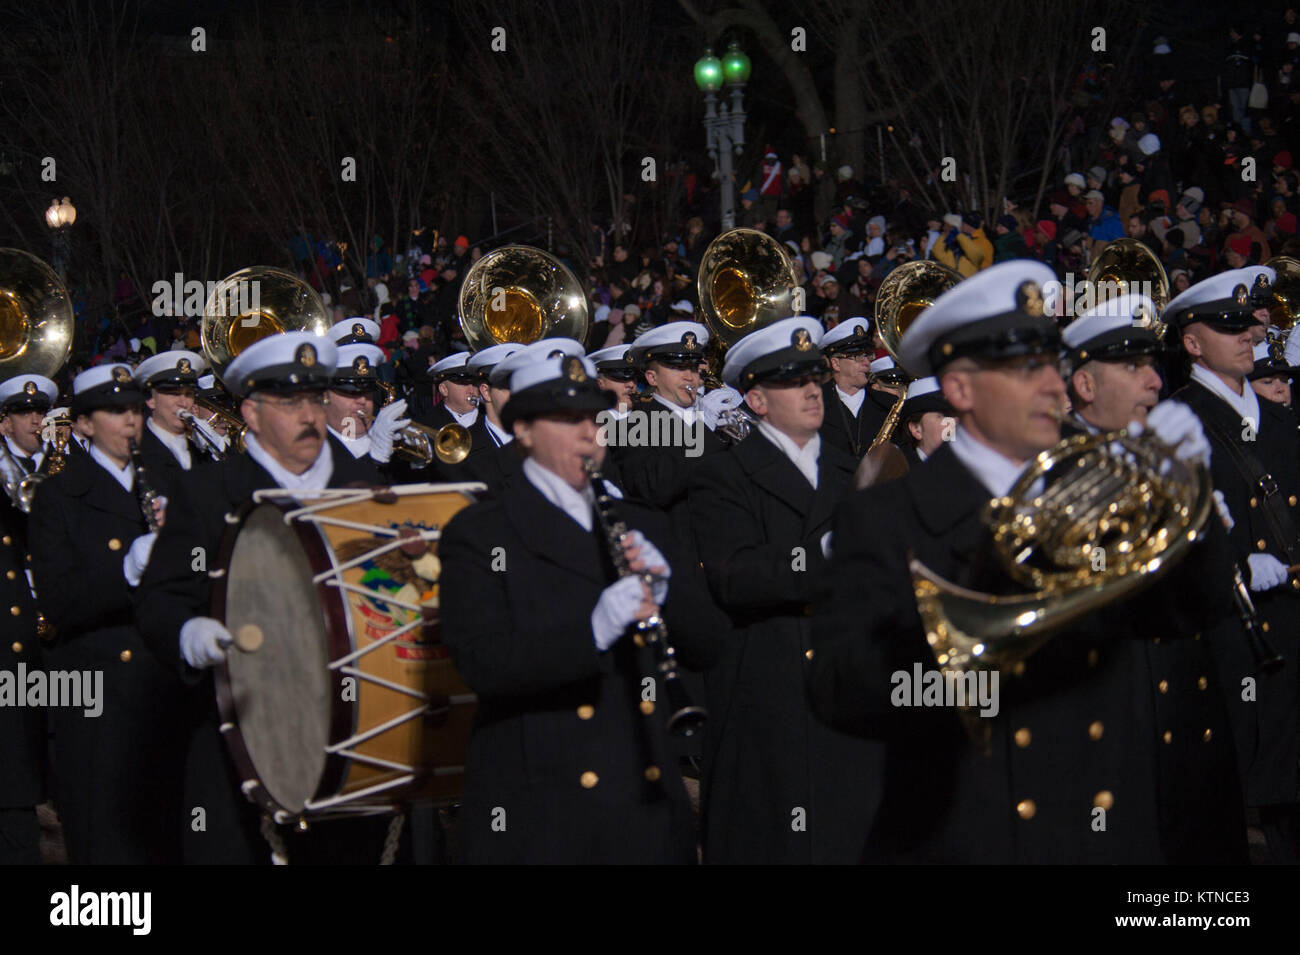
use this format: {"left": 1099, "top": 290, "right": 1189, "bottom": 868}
{"left": 224, "top": 502, "right": 332, "bottom": 814}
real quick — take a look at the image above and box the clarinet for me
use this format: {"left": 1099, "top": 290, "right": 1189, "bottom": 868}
{"left": 583, "top": 457, "right": 707, "bottom": 738}
{"left": 1230, "top": 566, "right": 1285, "bottom": 674}
{"left": 127, "top": 437, "right": 162, "bottom": 533}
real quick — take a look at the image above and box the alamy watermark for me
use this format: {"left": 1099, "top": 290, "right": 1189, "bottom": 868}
{"left": 890, "top": 662, "right": 1000, "bottom": 718}
{"left": 0, "top": 664, "right": 102, "bottom": 718}
{"left": 151, "top": 272, "right": 262, "bottom": 321}
{"left": 597, "top": 409, "right": 705, "bottom": 458}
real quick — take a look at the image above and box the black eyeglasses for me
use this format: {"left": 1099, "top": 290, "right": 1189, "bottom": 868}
{"left": 599, "top": 368, "right": 637, "bottom": 382}
{"left": 759, "top": 369, "right": 832, "bottom": 389}
{"left": 654, "top": 357, "right": 702, "bottom": 371}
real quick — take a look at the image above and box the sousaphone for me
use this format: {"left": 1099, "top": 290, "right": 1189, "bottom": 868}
{"left": 458, "top": 246, "right": 589, "bottom": 351}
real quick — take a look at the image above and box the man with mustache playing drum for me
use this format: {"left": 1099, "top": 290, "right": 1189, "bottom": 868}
{"left": 135, "top": 331, "right": 405, "bottom": 864}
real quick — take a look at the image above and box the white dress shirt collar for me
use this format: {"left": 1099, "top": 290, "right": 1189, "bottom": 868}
{"left": 835, "top": 385, "right": 866, "bottom": 416}
{"left": 245, "top": 432, "right": 334, "bottom": 490}
{"left": 949, "top": 425, "right": 1029, "bottom": 498}
{"left": 523, "top": 457, "right": 595, "bottom": 531}
{"left": 327, "top": 425, "right": 371, "bottom": 459}
{"left": 484, "top": 416, "right": 512, "bottom": 448}
{"left": 89, "top": 443, "right": 135, "bottom": 493}
{"left": 755, "top": 419, "right": 820, "bottom": 489}
{"left": 449, "top": 405, "right": 479, "bottom": 428}
{"left": 653, "top": 393, "right": 698, "bottom": 427}
{"left": 147, "top": 416, "right": 192, "bottom": 471}
{"left": 1190, "top": 363, "right": 1260, "bottom": 428}
{"left": 4, "top": 436, "right": 41, "bottom": 471}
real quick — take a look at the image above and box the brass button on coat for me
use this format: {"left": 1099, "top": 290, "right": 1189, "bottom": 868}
{"left": 1290, "top": 495, "right": 1297, "bottom": 507}
{"left": 1087, "top": 649, "right": 1099, "bottom": 667}
{"left": 120, "top": 650, "right": 132, "bottom": 663}
{"left": 1157, "top": 680, "right": 1168, "bottom": 694}
{"left": 580, "top": 771, "right": 599, "bottom": 789}
{"left": 1197, "top": 676, "right": 1208, "bottom": 691}
{"left": 576, "top": 705, "right": 594, "bottom": 720}
{"left": 1016, "top": 799, "right": 1036, "bottom": 820}
{"left": 804, "top": 648, "right": 814, "bottom": 660}
{"left": 9, "top": 605, "right": 19, "bottom": 616}
{"left": 1088, "top": 721, "right": 1104, "bottom": 740}
{"left": 11, "top": 642, "right": 21, "bottom": 653}
{"left": 644, "top": 765, "right": 661, "bottom": 782}
{"left": 1, "top": 535, "right": 10, "bottom": 545}
{"left": 639, "top": 700, "right": 654, "bottom": 715}
{"left": 1162, "top": 730, "right": 1172, "bottom": 744}
{"left": 108, "top": 538, "right": 123, "bottom": 551}
{"left": 5, "top": 570, "right": 14, "bottom": 580}
{"left": 1257, "top": 538, "right": 1268, "bottom": 551}
{"left": 1250, "top": 497, "right": 1258, "bottom": 508}
{"left": 1012, "top": 661, "right": 1027, "bottom": 677}
{"left": 1093, "top": 790, "right": 1114, "bottom": 810}
{"left": 1014, "top": 728, "right": 1031, "bottom": 748}
{"left": 1203, "top": 728, "right": 1212, "bottom": 742}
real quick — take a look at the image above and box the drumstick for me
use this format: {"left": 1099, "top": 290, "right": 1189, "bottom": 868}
{"left": 219, "top": 624, "right": 265, "bottom": 654}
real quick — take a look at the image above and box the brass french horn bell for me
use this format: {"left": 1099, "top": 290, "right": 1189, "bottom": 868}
{"left": 1086, "top": 237, "right": 1170, "bottom": 338}
{"left": 0, "top": 248, "right": 74, "bottom": 379}
{"left": 458, "top": 246, "right": 589, "bottom": 352}
{"left": 697, "top": 228, "right": 799, "bottom": 350}
{"left": 1263, "top": 255, "right": 1300, "bottom": 330}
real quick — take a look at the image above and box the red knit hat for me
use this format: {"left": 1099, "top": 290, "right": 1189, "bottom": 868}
{"left": 1227, "top": 235, "right": 1252, "bottom": 257}
{"left": 1233, "top": 198, "right": 1255, "bottom": 220}
{"left": 1035, "top": 219, "right": 1057, "bottom": 240}
{"left": 1278, "top": 212, "right": 1298, "bottom": 236}
{"left": 1275, "top": 151, "right": 1293, "bottom": 169}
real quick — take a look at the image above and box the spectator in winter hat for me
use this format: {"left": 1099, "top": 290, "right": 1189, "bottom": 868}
{"left": 1229, "top": 198, "right": 1271, "bottom": 261}
{"left": 1064, "top": 172, "right": 1087, "bottom": 197}
{"left": 1223, "top": 234, "right": 1253, "bottom": 268}
{"left": 1276, "top": 211, "right": 1298, "bottom": 239}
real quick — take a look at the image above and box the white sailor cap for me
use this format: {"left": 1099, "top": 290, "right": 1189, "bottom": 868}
{"left": 1164, "top": 266, "right": 1275, "bottom": 333}
{"left": 429, "top": 351, "right": 474, "bottom": 383}
{"left": 465, "top": 343, "right": 526, "bottom": 381}
{"left": 587, "top": 344, "right": 637, "bottom": 376}
{"left": 500, "top": 354, "right": 614, "bottom": 429}
{"left": 44, "top": 405, "right": 69, "bottom": 422}
{"left": 670, "top": 299, "right": 696, "bottom": 315}
{"left": 224, "top": 332, "right": 337, "bottom": 398}
{"left": 133, "top": 350, "right": 205, "bottom": 389}
{"left": 898, "top": 260, "right": 1060, "bottom": 377}
{"left": 0, "top": 374, "right": 59, "bottom": 413}
{"left": 197, "top": 373, "right": 216, "bottom": 391}
{"left": 489, "top": 338, "right": 586, "bottom": 387}
{"left": 71, "top": 364, "right": 145, "bottom": 415}
{"left": 331, "top": 343, "right": 386, "bottom": 392}
{"left": 630, "top": 321, "right": 710, "bottom": 365}
{"left": 822, "top": 316, "right": 873, "bottom": 355}
{"left": 329, "top": 317, "right": 380, "bottom": 344}
{"left": 900, "top": 376, "right": 951, "bottom": 418}
{"left": 1250, "top": 331, "right": 1295, "bottom": 379}
{"left": 1061, "top": 293, "right": 1162, "bottom": 367}
{"left": 869, "top": 355, "right": 908, "bottom": 381}
{"left": 721, "top": 316, "right": 824, "bottom": 390}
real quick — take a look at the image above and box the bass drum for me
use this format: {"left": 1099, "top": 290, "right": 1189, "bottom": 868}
{"left": 211, "top": 483, "right": 480, "bottom": 822}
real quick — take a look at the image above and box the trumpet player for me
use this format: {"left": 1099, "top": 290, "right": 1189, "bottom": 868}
{"left": 688, "top": 317, "right": 879, "bottom": 864}
{"left": 29, "top": 364, "right": 184, "bottom": 864}
{"left": 325, "top": 341, "right": 408, "bottom": 483}
{"left": 818, "top": 317, "right": 876, "bottom": 460}
{"left": 587, "top": 344, "right": 638, "bottom": 416}
{"left": 0, "top": 374, "right": 57, "bottom": 476}
{"left": 132, "top": 351, "right": 217, "bottom": 494}
{"left": 1061, "top": 294, "right": 1245, "bottom": 862}
{"left": 1168, "top": 267, "right": 1300, "bottom": 863}
{"left": 809, "top": 261, "right": 1240, "bottom": 864}
{"left": 423, "top": 352, "right": 480, "bottom": 430}
{"left": 898, "top": 377, "right": 955, "bottom": 463}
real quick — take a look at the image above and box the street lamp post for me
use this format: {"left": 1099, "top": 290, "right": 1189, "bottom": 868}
{"left": 695, "top": 41, "right": 751, "bottom": 231}
{"left": 46, "top": 196, "right": 76, "bottom": 282}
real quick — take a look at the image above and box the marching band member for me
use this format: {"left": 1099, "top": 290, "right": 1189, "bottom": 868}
{"left": 132, "top": 351, "right": 218, "bottom": 495}
{"left": 1247, "top": 335, "right": 1294, "bottom": 408}
{"left": 136, "top": 333, "right": 394, "bottom": 864}
{"left": 809, "top": 261, "right": 1241, "bottom": 863}
{"left": 324, "top": 340, "right": 406, "bottom": 483}
{"left": 439, "top": 351, "right": 728, "bottom": 863}
{"left": 1167, "top": 268, "right": 1300, "bottom": 862}
{"left": 432, "top": 342, "right": 526, "bottom": 486}
{"left": 897, "top": 377, "right": 954, "bottom": 464}
{"left": 29, "top": 364, "right": 184, "bottom": 863}
{"left": 1061, "top": 294, "right": 1245, "bottom": 862}
{"left": 0, "top": 374, "right": 55, "bottom": 863}
{"left": 818, "top": 316, "right": 877, "bottom": 459}
{"left": 688, "top": 316, "right": 880, "bottom": 863}
{"left": 0, "top": 375, "right": 53, "bottom": 476}
{"left": 587, "top": 344, "right": 638, "bottom": 416}
{"left": 422, "top": 352, "right": 481, "bottom": 431}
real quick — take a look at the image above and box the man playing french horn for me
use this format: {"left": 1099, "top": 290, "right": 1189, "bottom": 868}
{"left": 809, "top": 261, "right": 1246, "bottom": 864}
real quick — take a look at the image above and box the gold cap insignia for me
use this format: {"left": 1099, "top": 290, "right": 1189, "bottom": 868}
{"left": 1016, "top": 281, "right": 1044, "bottom": 317}
{"left": 624, "top": 352, "right": 634, "bottom": 364}
{"left": 178, "top": 358, "right": 192, "bottom": 374}
{"left": 1268, "top": 336, "right": 1286, "bottom": 363}
{"left": 352, "top": 322, "right": 365, "bottom": 337}
{"left": 682, "top": 332, "right": 698, "bottom": 350}
{"left": 22, "top": 381, "right": 37, "bottom": 395}
{"left": 547, "top": 348, "right": 564, "bottom": 359}
{"left": 852, "top": 324, "right": 866, "bottom": 338}
{"left": 1132, "top": 303, "right": 1153, "bottom": 328}
{"left": 111, "top": 366, "right": 131, "bottom": 383}
{"left": 792, "top": 328, "right": 813, "bottom": 351}
{"left": 296, "top": 343, "right": 317, "bottom": 367}
{"left": 354, "top": 356, "right": 371, "bottom": 375}
{"left": 1253, "top": 274, "right": 1271, "bottom": 295}
{"left": 1234, "top": 284, "right": 1248, "bottom": 305}
{"left": 564, "top": 355, "right": 587, "bottom": 383}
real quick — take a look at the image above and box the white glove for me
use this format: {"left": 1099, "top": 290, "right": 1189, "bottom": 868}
{"left": 1214, "top": 490, "right": 1234, "bottom": 532}
{"left": 122, "top": 532, "right": 157, "bottom": 587}
{"left": 1285, "top": 329, "right": 1300, "bottom": 369}
{"left": 1247, "top": 553, "right": 1289, "bottom": 592}
{"left": 1129, "top": 400, "right": 1211, "bottom": 470}
{"left": 180, "top": 616, "right": 232, "bottom": 669}
{"left": 820, "top": 530, "right": 833, "bottom": 559}
{"left": 624, "top": 530, "right": 671, "bottom": 604}
{"left": 696, "top": 385, "right": 745, "bottom": 431}
{"left": 191, "top": 416, "right": 229, "bottom": 458}
{"left": 367, "top": 399, "right": 410, "bottom": 464}
{"left": 590, "top": 576, "right": 653, "bottom": 651}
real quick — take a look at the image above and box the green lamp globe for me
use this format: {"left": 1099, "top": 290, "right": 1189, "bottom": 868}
{"left": 694, "top": 50, "right": 723, "bottom": 92}
{"left": 721, "top": 41, "right": 751, "bottom": 85}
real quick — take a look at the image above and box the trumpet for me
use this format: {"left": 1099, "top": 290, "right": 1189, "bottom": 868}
{"left": 367, "top": 382, "right": 472, "bottom": 466}
{"left": 178, "top": 408, "right": 233, "bottom": 461}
